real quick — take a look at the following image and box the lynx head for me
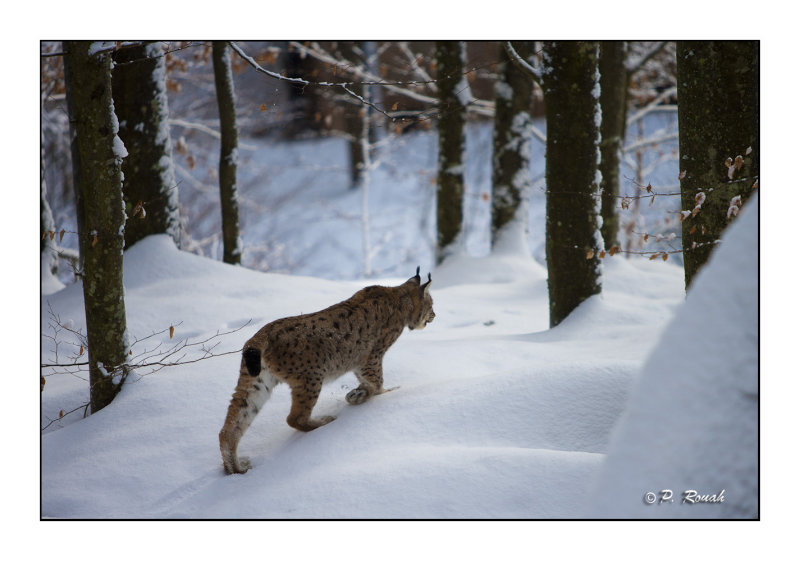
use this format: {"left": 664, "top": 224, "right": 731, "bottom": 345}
{"left": 407, "top": 266, "right": 435, "bottom": 330}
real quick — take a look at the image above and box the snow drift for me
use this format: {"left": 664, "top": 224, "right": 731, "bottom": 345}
{"left": 589, "top": 193, "right": 758, "bottom": 519}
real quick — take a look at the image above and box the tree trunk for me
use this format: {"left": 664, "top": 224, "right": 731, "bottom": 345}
{"left": 63, "top": 41, "right": 130, "bottom": 413}
{"left": 598, "top": 41, "right": 628, "bottom": 250}
{"left": 491, "top": 40, "right": 535, "bottom": 251}
{"left": 212, "top": 41, "right": 242, "bottom": 265}
{"left": 435, "top": 41, "right": 469, "bottom": 263}
{"left": 338, "top": 41, "right": 368, "bottom": 190}
{"left": 542, "top": 41, "right": 603, "bottom": 327}
{"left": 112, "top": 42, "right": 181, "bottom": 249}
{"left": 41, "top": 123, "right": 58, "bottom": 277}
{"left": 676, "top": 41, "right": 759, "bottom": 290}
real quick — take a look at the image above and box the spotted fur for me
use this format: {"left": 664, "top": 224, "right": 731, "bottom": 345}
{"left": 219, "top": 268, "right": 435, "bottom": 474}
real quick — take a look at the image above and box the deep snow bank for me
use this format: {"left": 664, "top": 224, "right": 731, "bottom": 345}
{"left": 589, "top": 193, "right": 758, "bottom": 519}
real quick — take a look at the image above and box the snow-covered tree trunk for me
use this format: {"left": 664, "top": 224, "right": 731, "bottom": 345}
{"left": 41, "top": 120, "right": 58, "bottom": 279}
{"left": 598, "top": 41, "right": 628, "bottom": 250}
{"left": 212, "top": 41, "right": 242, "bottom": 265}
{"left": 111, "top": 42, "right": 181, "bottom": 250}
{"left": 541, "top": 41, "right": 603, "bottom": 328}
{"left": 63, "top": 41, "right": 131, "bottom": 413}
{"left": 359, "top": 86, "right": 373, "bottom": 277}
{"left": 491, "top": 41, "right": 534, "bottom": 254}
{"left": 435, "top": 41, "right": 470, "bottom": 263}
{"left": 676, "top": 41, "right": 759, "bottom": 290}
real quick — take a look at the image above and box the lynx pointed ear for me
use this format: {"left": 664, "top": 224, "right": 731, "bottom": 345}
{"left": 412, "top": 266, "right": 421, "bottom": 284}
{"left": 422, "top": 272, "right": 432, "bottom": 293}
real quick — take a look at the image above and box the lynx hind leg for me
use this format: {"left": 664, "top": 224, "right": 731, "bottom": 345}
{"left": 219, "top": 360, "right": 279, "bottom": 474}
{"left": 286, "top": 377, "right": 336, "bottom": 432}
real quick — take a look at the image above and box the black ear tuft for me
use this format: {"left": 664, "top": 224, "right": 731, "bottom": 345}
{"left": 412, "top": 266, "right": 421, "bottom": 283}
{"left": 421, "top": 272, "right": 432, "bottom": 291}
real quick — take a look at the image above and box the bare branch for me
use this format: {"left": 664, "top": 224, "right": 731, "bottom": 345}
{"left": 627, "top": 86, "right": 678, "bottom": 125}
{"left": 228, "top": 41, "right": 309, "bottom": 86}
{"left": 504, "top": 41, "right": 542, "bottom": 84}
{"left": 397, "top": 41, "right": 437, "bottom": 93}
{"left": 168, "top": 118, "right": 258, "bottom": 150}
{"left": 626, "top": 41, "right": 668, "bottom": 75}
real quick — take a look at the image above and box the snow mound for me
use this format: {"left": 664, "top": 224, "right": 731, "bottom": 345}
{"left": 589, "top": 193, "right": 758, "bottom": 519}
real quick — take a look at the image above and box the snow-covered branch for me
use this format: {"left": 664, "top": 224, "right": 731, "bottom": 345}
{"left": 228, "top": 41, "right": 396, "bottom": 121}
{"left": 503, "top": 41, "right": 542, "bottom": 83}
{"left": 287, "top": 41, "right": 496, "bottom": 118}
{"left": 397, "top": 41, "right": 437, "bottom": 93}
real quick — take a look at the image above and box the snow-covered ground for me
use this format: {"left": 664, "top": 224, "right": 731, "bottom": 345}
{"left": 42, "top": 231, "right": 688, "bottom": 519}
{"left": 40, "top": 114, "right": 759, "bottom": 524}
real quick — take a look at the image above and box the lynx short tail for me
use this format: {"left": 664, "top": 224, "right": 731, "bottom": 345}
{"left": 242, "top": 347, "right": 262, "bottom": 377}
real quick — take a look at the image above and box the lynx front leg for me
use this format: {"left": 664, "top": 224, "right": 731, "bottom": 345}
{"left": 286, "top": 376, "right": 336, "bottom": 432}
{"left": 219, "top": 370, "right": 278, "bottom": 474}
{"left": 347, "top": 360, "right": 384, "bottom": 405}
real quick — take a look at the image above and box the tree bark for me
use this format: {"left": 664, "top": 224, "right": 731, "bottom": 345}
{"left": 212, "top": 41, "right": 242, "bottom": 265}
{"left": 541, "top": 41, "right": 603, "bottom": 327}
{"left": 435, "top": 41, "right": 469, "bottom": 263}
{"left": 338, "top": 42, "right": 368, "bottom": 190}
{"left": 63, "top": 41, "right": 130, "bottom": 413}
{"left": 112, "top": 42, "right": 181, "bottom": 249}
{"left": 491, "top": 40, "right": 535, "bottom": 251}
{"left": 598, "top": 41, "right": 628, "bottom": 250}
{"left": 41, "top": 123, "right": 58, "bottom": 277}
{"left": 676, "top": 41, "right": 759, "bottom": 290}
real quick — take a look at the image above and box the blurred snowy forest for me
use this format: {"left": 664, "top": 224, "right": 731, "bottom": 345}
{"left": 41, "top": 41, "right": 682, "bottom": 283}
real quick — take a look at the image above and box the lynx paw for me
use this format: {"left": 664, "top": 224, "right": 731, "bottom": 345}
{"left": 346, "top": 388, "right": 368, "bottom": 404}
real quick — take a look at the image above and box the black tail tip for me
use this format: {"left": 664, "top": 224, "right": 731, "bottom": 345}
{"left": 242, "top": 348, "right": 262, "bottom": 377}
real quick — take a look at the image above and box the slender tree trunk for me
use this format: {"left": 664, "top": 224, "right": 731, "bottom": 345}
{"left": 212, "top": 41, "right": 242, "bottom": 265}
{"left": 339, "top": 41, "right": 368, "bottom": 190}
{"left": 491, "top": 40, "right": 535, "bottom": 252}
{"left": 676, "top": 41, "right": 759, "bottom": 290}
{"left": 598, "top": 41, "right": 628, "bottom": 250}
{"left": 112, "top": 42, "right": 181, "bottom": 249}
{"left": 41, "top": 121, "right": 58, "bottom": 277}
{"left": 435, "top": 41, "right": 469, "bottom": 263}
{"left": 63, "top": 41, "right": 130, "bottom": 413}
{"left": 542, "top": 41, "right": 603, "bottom": 327}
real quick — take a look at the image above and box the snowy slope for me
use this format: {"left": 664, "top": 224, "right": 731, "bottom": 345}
{"left": 41, "top": 234, "right": 686, "bottom": 519}
{"left": 589, "top": 193, "right": 759, "bottom": 519}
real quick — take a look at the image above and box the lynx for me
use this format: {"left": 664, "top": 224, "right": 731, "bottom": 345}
{"left": 219, "top": 267, "right": 435, "bottom": 474}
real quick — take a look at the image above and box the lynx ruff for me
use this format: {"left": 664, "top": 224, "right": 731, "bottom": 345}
{"left": 219, "top": 267, "right": 435, "bottom": 474}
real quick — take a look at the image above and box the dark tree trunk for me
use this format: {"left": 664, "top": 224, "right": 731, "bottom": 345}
{"left": 541, "top": 41, "right": 603, "bottom": 327}
{"left": 212, "top": 41, "right": 242, "bottom": 265}
{"left": 676, "top": 41, "right": 759, "bottom": 290}
{"left": 112, "top": 42, "right": 181, "bottom": 249}
{"left": 63, "top": 41, "right": 130, "bottom": 413}
{"left": 598, "top": 41, "right": 629, "bottom": 250}
{"left": 435, "top": 41, "right": 468, "bottom": 263}
{"left": 491, "top": 40, "right": 535, "bottom": 251}
{"left": 338, "top": 41, "right": 368, "bottom": 190}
